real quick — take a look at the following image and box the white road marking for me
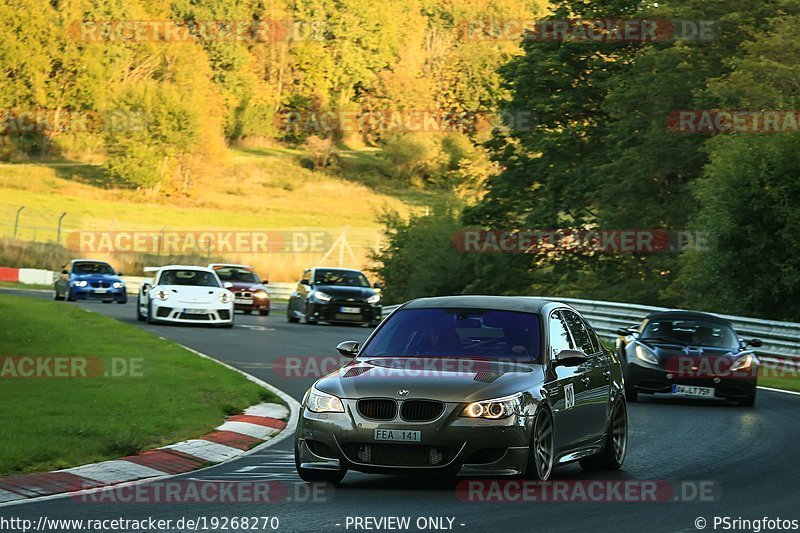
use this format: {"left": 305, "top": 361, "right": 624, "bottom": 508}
{"left": 162, "top": 440, "right": 243, "bottom": 463}
{"left": 61, "top": 461, "right": 166, "bottom": 484}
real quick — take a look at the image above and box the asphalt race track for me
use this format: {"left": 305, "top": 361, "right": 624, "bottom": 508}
{"left": 2, "top": 289, "right": 799, "bottom": 533}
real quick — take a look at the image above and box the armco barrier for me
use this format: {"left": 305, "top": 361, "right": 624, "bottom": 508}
{"left": 381, "top": 298, "right": 799, "bottom": 369}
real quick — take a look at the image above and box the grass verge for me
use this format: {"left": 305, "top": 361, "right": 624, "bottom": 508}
{"left": 0, "top": 293, "right": 277, "bottom": 476}
{"left": 758, "top": 366, "right": 800, "bottom": 393}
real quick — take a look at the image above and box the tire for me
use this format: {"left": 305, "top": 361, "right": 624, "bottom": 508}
{"left": 295, "top": 444, "right": 346, "bottom": 484}
{"left": 146, "top": 300, "right": 157, "bottom": 324}
{"left": 53, "top": 289, "right": 63, "bottom": 301}
{"left": 243, "top": 310, "right": 252, "bottom": 315}
{"left": 287, "top": 310, "right": 300, "bottom": 323}
{"left": 102, "top": 300, "right": 113, "bottom": 304}
{"left": 305, "top": 315, "right": 318, "bottom": 325}
{"left": 526, "top": 406, "right": 555, "bottom": 481}
{"left": 737, "top": 390, "right": 756, "bottom": 407}
{"left": 580, "top": 397, "right": 628, "bottom": 471}
{"left": 136, "top": 300, "right": 146, "bottom": 322}
{"left": 65, "top": 289, "right": 75, "bottom": 302}
{"left": 259, "top": 309, "right": 270, "bottom": 316}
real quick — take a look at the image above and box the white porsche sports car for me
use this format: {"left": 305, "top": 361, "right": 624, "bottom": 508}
{"left": 137, "top": 265, "right": 235, "bottom": 327}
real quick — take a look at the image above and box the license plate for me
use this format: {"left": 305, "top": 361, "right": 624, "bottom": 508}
{"left": 183, "top": 308, "right": 206, "bottom": 315}
{"left": 94, "top": 288, "right": 107, "bottom": 293}
{"left": 373, "top": 429, "right": 421, "bottom": 442}
{"left": 672, "top": 384, "right": 715, "bottom": 397}
{"left": 235, "top": 298, "right": 253, "bottom": 304}
{"left": 340, "top": 306, "right": 361, "bottom": 314}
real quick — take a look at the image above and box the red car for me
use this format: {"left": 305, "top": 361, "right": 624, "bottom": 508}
{"left": 209, "top": 264, "right": 270, "bottom": 316}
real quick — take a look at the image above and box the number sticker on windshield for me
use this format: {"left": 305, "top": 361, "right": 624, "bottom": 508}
{"left": 564, "top": 383, "right": 575, "bottom": 410}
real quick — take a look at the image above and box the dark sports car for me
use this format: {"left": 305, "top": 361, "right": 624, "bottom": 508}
{"left": 617, "top": 311, "right": 762, "bottom": 406}
{"left": 287, "top": 267, "right": 382, "bottom": 326}
{"left": 294, "top": 296, "right": 628, "bottom": 483}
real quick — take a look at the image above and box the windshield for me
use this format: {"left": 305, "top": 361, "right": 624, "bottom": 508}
{"left": 214, "top": 267, "right": 259, "bottom": 283}
{"left": 314, "top": 269, "right": 370, "bottom": 287}
{"left": 361, "top": 308, "right": 542, "bottom": 361}
{"left": 158, "top": 270, "right": 220, "bottom": 288}
{"left": 641, "top": 318, "right": 739, "bottom": 348}
{"left": 72, "top": 262, "right": 115, "bottom": 275}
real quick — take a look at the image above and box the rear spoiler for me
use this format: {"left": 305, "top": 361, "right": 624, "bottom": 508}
{"left": 143, "top": 267, "right": 161, "bottom": 273}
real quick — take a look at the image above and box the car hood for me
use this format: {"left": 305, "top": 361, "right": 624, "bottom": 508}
{"left": 314, "top": 357, "right": 544, "bottom": 402}
{"left": 228, "top": 282, "right": 267, "bottom": 292}
{"left": 157, "top": 285, "right": 226, "bottom": 304}
{"left": 637, "top": 341, "right": 751, "bottom": 375}
{"left": 314, "top": 284, "right": 376, "bottom": 301}
{"left": 72, "top": 273, "right": 123, "bottom": 283}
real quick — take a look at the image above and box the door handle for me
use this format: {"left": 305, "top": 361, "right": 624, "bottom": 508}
{"left": 581, "top": 376, "right": 590, "bottom": 385}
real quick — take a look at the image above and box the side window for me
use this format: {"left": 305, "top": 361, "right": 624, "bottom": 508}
{"left": 562, "top": 310, "right": 596, "bottom": 355}
{"left": 548, "top": 311, "right": 574, "bottom": 361}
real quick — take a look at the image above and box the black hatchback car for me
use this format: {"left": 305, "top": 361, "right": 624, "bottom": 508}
{"left": 287, "top": 267, "right": 382, "bottom": 326}
{"left": 617, "top": 311, "right": 762, "bottom": 406}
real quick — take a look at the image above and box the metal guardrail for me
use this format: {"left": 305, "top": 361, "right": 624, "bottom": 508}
{"left": 381, "top": 298, "right": 799, "bottom": 368}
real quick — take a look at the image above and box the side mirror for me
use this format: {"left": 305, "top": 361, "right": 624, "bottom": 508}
{"left": 336, "top": 340, "right": 360, "bottom": 358}
{"left": 223, "top": 282, "right": 233, "bottom": 289}
{"left": 300, "top": 279, "right": 311, "bottom": 286}
{"left": 746, "top": 339, "right": 763, "bottom": 348}
{"left": 117, "top": 271, "right": 124, "bottom": 276}
{"left": 262, "top": 276, "right": 269, "bottom": 284}
{"left": 373, "top": 282, "right": 383, "bottom": 289}
{"left": 615, "top": 327, "right": 631, "bottom": 336}
{"left": 61, "top": 269, "right": 69, "bottom": 275}
{"left": 553, "top": 349, "right": 588, "bottom": 367}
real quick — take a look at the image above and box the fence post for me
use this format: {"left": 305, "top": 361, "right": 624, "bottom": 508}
{"left": 57, "top": 212, "right": 67, "bottom": 244}
{"left": 13, "top": 205, "right": 25, "bottom": 240}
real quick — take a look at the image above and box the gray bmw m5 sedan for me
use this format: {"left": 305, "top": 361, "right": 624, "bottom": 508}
{"left": 294, "top": 295, "right": 628, "bottom": 483}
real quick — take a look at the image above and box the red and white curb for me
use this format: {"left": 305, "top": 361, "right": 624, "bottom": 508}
{"left": 0, "top": 402, "right": 290, "bottom": 504}
{"left": 0, "top": 345, "right": 301, "bottom": 507}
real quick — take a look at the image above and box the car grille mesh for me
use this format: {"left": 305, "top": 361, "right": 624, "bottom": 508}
{"left": 400, "top": 400, "right": 445, "bottom": 422}
{"left": 343, "top": 443, "right": 454, "bottom": 467}
{"left": 357, "top": 399, "right": 397, "bottom": 420}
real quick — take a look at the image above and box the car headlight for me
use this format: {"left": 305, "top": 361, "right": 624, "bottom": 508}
{"left": 731, "top": 353, "right": 758, "bottom": 372}
{"left": 73, "top": 280, "right": 88, "bottom": 287}
{"left": 155, "top": 288, "right": 170, "bottom": 301}
{"left": 254, "top": 290, "right": 268, "bottom": 299}
{"left": 367, "top": 293, "right": 380, "bottom": 304}
{"left": 635, "top": 344, "right": 659, "bottom": 365}
{"left": 461, "top": 393, "right": 522, "bottom": 420}
{"left": 313, "top": 291, "right": 332, "bottom": 303}
{"left": 218, "top": 291, "right": 232, "bottom": 304}
{"left": 112, "top": 282, "right": 124, "bottom": 289}
{"left": 307, "top": 388, "right": 344, "bottom": 413}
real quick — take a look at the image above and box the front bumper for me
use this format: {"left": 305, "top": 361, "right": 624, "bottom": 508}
{"left": 70, "top": 286, "right": 127, "bottom": 302}
{"left": 626, "top": 361, "right": 757, "bottom": 400}
{"left": 296, "top": 400, "right": 532, "bottom": 476}
{"left": 150, "top": 301, "right": 233, "bottom": 325}
{"left": 306, "top": 302, "right": 382, "bottom": 325}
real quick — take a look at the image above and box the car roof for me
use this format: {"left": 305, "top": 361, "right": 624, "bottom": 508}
{"left": 311, "top": 266, "right": 364, "bottom": 273}
{"left": 208, "top": 263, "right": 253, "bottom": 270}
{"left": 156, "top": 265, "right": 216, "bottom": 273}
{"left": 401, "top": 295, "right": 559, "bottom": 314}
{"left": 644, "top": 310, "right": 733, "bottom": 326}
{"left": 71, "top": 259, "right": 111, "bottom": 264}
